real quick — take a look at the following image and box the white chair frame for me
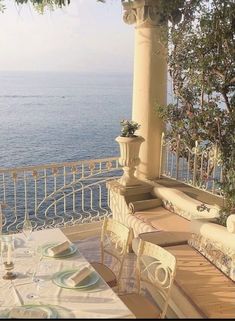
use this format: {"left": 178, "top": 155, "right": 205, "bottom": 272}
{"left": 100, "top": 217, "right": 133, "bottom": 287}
{"left": 136, "top": 239, "right": 177, "bottom": 318}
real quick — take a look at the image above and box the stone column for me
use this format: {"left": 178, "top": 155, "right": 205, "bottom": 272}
{"left": 123, "top": 0, "right": 168, "bottom": 180}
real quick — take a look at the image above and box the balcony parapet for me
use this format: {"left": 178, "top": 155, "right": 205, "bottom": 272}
{"left": 160, "top": 133, "right": 224, "bottom": 197}
{"left": 0, "top": 157, "right": 121, "bottom": 234}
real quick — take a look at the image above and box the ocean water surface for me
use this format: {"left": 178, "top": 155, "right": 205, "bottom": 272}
{"left": 0, "top": 71, "right": 132, "bottom": 168}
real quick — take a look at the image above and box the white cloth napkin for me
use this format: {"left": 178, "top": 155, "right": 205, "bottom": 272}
{"left": 9, "top": 307, "right": 48, "bottom": 319}
{"left": 66, "top": 267, "right": 92, "bottom": 287}
{"left": 47, "top": 241, "right": 70, "bottom": 256}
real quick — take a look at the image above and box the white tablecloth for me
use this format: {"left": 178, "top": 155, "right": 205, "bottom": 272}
{"left": 0, "top": 228, "right": 135, "bottom": 319}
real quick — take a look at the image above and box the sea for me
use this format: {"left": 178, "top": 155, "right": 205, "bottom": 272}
{"left": 0, "top": 71, "right": 132, "bottom": 168}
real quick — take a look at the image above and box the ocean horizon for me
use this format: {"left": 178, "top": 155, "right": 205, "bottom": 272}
{"left": 0, "top": 71, "right": 133, "bottom": 168}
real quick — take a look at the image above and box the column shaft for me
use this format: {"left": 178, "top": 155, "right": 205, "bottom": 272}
{"left": 132, "top": 25, "right": 167, "bottom": 180}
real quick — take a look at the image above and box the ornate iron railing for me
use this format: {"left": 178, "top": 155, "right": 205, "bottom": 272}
{"left": 0, "top": 157, "right": 121, "bottom": 233}
{"left": 160, "top": 133, "right": 224, "bottom": 196}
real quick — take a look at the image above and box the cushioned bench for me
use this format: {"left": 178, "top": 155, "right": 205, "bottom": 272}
{"left": 131, "top": 206, "right": 191, "bottom": 253}
{"left": 133, "top": 206, "right": 190, "bottom": 232}
{"left": 129, "top": 208, "right": 235, "bottom": 318}
{"left": 118, "top": 181, "right": 234, "bottom": 318}
{"left": 132, "top": 231, "right": 190, "bottom": 255}
{"left": 166, "top": 244, "right": 235, "bottom": 318}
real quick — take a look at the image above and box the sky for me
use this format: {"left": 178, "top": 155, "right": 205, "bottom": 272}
{"left": 0, "top": 0, "right": 134, "bottom": 73}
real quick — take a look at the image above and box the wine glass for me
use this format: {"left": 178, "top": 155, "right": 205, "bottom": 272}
{"left": 1, "top": 235, "right": 16, "bottom": 280}
{"left": 22, "top": 217, "right": 33, "bottom": 242}
{"left": 26, "top": 276, "right": 45, "bottom": 300}
{"left": 22, "top": 216, "right": 33, "bottom": 256}
{"left": 26, "top": 261, "right": 46, "bottom": 300}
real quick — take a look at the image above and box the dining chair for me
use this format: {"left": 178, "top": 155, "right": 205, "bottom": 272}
{"left": 90, "top": 217, "right": 133, "bottom": 291}
{"left": 119, "top": 239, "right": 176, "bottom": 319}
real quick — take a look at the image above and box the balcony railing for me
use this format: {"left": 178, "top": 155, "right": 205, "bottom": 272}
{"left": 160, "top": 133, "right": 224, "bottom": 197}
{"left": 0, "top": 157, "right": 121, "bottom": 233}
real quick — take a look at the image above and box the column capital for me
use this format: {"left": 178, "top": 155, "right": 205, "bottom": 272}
{"left": 122, "top": 0, "right": 164, "bottom": 28}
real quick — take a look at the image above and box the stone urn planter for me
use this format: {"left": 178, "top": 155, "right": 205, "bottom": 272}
{"left": 115, "top": 135, "right": 144, "bottom": 187}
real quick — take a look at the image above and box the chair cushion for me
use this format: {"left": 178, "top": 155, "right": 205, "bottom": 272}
{"left": 132, "top": 230, "right": 190, "bottom": 255}
{"left": 140, "top": 231, "right": 190, "bottom": 246}
{"left": 134, "top": 206, "right": 190, "bottom": 232}
{"left": 119, "top": 293, "right": 161, "bottom": 319}
{"left": 90, "top": 262, "right": 117, "bottom": 288}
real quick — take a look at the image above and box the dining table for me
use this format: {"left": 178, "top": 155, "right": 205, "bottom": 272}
{"left": 0, "top": 228, "right": 135, "bottom": 319}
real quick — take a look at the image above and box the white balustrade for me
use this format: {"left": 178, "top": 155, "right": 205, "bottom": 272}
{"left": 160, "top": 133, "right": 224, "bottom": 197}
{"left": 0, "top": 157, "right": 121, "bottom": 233}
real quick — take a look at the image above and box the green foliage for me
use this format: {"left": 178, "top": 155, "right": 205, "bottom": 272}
{"left": 0, "top": 0, "right": 5, "bottom": 12}
{"left": 120, "top": 120, "right": 140, "bottom": 137}
{"left": 1, "top": 0, "right": 105, "bottom": 13}
{"left": 0, "top": 0, "right": 70, "bottom": 13}
{"left": 157, "top": 0, "right": 235, "bottom": 225}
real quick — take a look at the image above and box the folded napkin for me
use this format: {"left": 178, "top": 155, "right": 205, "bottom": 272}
{"left": 47, "top": 241, "right": 70, "bottom": 256}
{"left": 66, "top": 267, "right": 92, "bottom": 287}
{"left": 129, "top": 198, "right": 162, "bottom": 214}
{"left": 9, "top": 307, "right": 48, "bottom": 319}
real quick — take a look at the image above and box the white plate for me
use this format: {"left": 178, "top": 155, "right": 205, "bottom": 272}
{"left": 0, "top": 305, "right": 57, "bottom": 319}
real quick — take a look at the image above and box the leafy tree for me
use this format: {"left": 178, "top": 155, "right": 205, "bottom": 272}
{"left": 0, "top": 0, "right": 104, "bottom": 13}
{"left": 0, "top": 0, "right": 70, "bottom": 13}
{"left": 158, "top": 0, "right": 235, "bottom": 225}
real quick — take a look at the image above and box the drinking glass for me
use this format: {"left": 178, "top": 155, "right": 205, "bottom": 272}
{"left": 26, "top": 276, "right": 45, "bottom": 300}
{"left": 1, "top": 235, "right": 16, "bottom": 280}
{"left": 22, "top": 217, "right": 33, "bottom": 256}
{"left": 26, "top": 260, "right": 46, "bottom": 300}
{"left": 40, "top": 260, "right": 53, "bottom": 273}
{"left": 22, "top": 217, "right": 33, "bottom": 241}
